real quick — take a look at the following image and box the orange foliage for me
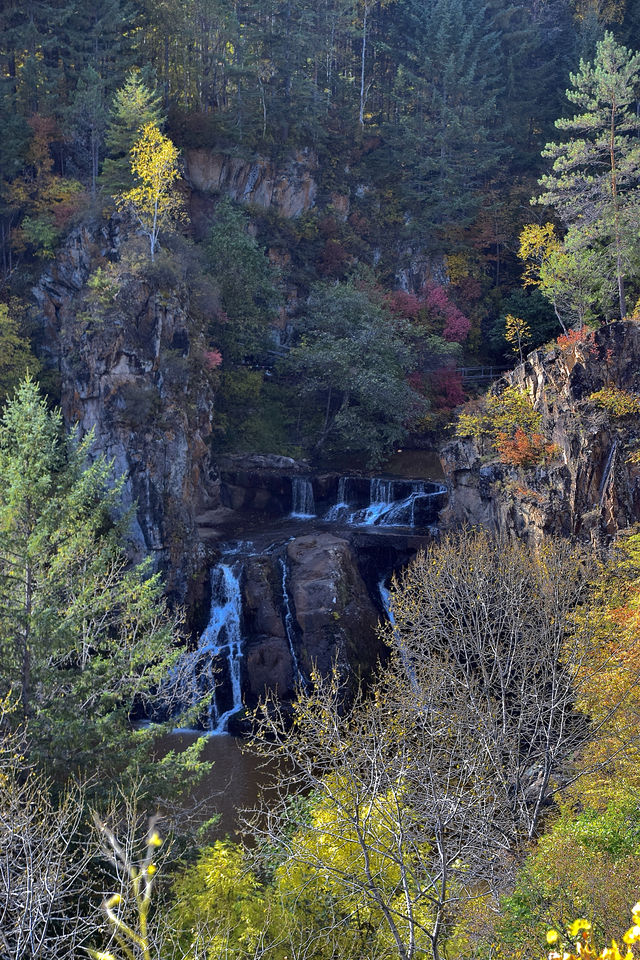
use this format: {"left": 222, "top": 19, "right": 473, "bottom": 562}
{"left": 557, "top": 327, "right": 594, "bottom": 350}
{"left": 495, "top": 427, "right": 558, "bottom": 467}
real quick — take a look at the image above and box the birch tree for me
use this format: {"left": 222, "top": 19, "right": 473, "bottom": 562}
{"left": 117, "top": 122, "right": 182, "bottom": 262}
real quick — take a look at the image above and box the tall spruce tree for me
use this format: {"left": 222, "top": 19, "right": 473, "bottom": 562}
{"left": 0, "top": 378, "right": 201, "bottom": 789}
{"left": 535, "top": 31, "right": 640, "bottom": 318}
{"left": 100, "top": 71, "right": 164, "bottom": 199}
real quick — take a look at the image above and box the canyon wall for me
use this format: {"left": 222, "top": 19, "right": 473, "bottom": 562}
{"left": 33, "top": 222, "right": 216, "bottom": 597}
{"left": 441, "top": 321, "right": 640, "bottom": 546}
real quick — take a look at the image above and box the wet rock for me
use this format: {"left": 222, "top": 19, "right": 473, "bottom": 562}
{"left": 238, "top": 534, "right": 385, "bottom": 708}
{"left": 285, "top": 533, "right": 384, "bottom": 681}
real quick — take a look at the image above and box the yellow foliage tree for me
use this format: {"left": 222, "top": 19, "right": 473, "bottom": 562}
{"left": 572, "top": 0, "right": 626, "bottom": 24}
{"left": 505, "top": 313, "right": 532, "bottom": 362}
{"left": 547, "top": 899, "right": 640, "bottom": 960}
{"left": 572, "top": 531, "right": 640, "bottom": 799}
{"left": 518, "top": 222, "right": 604, "bottom": 332}
{"left": 519, "top": 222, "right": 561, "bottom": 289}
{"left": 116, "top": 122, "right": 182, "bottom": 262}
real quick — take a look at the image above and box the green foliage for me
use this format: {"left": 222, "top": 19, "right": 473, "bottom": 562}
{"left": 589, "top": 385, "right": 640, "bottom": 417}
{"left": 0, "top": 377, "right": 203, "bottom": 791}
{"left": 488, "top": 288, "right": 559, "bottom": 357}
{"left": 87, "top": 265, "right": 119, "bottom": 306}
{"left": 169, "top": 778, "right": 437, "bottom": 960}
{"left": 170, "top": 840, "right": 269, "bottom": 958}
{"left": 0, "top": 303, "right": 39, "bottom": 403}
{"left": 284, "top": 281, "right": 425, "bottom": 467}
{"left": 206, "top": 199, "right": 281, "bottom": 363}
{"left": 389, "top": 0, "right": 503, "bottom": 240}
{"left": 215, "top": 371, "right": 300, "bottom": 456}
{"left": 65, "top": 66, "right": 109, "bottom": 194}
{"left": 101, "top": 72, "right": 164, "bottom": 199}
{"left": 535, "top": 32, "right": 640, "bottom": 319}
{"left": 488, "top": 794, "right": 640, "bottom": 959}
{"left": 456, "top": 385, "right": 540, "bottom": 442}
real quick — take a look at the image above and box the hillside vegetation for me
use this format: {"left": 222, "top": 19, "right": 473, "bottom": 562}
{"left": 4, "top": 3, "right": 640, "bottom": 959}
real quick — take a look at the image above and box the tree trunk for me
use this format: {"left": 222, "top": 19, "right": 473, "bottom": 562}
{"left": 21, "top": 559, "right": 33, "bottom": 720}
{"left": 610, "top": 95, "right": 627, "bottom": 319}
{"left": 359, "top": 1, "right": 368, "bottom": 126}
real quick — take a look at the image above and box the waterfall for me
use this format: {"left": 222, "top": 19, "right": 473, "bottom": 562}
{"left": 280, "top": 557, "right": 303, "bottom": 684}
{"left": 599, "top": 440, "right": 618, "bottom": 506}
{"left": 324, "top": 477, "right": 351, "bottom": 522}
{"left": 379, "top": 575, "right": 418, "bottom": 690}
{"left": 378, "top": 577, "right": 395, "bottom": 626}
{"left": 171, "top": 561, "right": 244, "bottom": 734}
{"left": 324, "top": 476, "right": 447, "bottom": 527}
{"left": 290, "top": 477, "right": 316, "bottom": 518}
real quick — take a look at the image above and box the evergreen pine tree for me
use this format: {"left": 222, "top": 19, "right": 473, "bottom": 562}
{"left": 535, "top": 31, "right": 640, "bottom": 318}
{"left": 0, "top": 378, "right": 201, "bottom": 789}
{"left": 65, "top": 66, "right": 109, "bottom": 194}
{"left": 100, "top": 71, "right": 164, "bottom": 199}
{"left": 390, "top": 0, "right": 503, "bottom": 242}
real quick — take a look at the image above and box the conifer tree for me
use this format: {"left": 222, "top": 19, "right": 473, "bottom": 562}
{"left": 100, "top": 72, "right": 164, "bottom": 199}
{"left": 65, "top": 66, "right": 109, "bottom": 194}
{"left": 535, "top": 32, "right": 640, "bottom": 319}
{"left": 0, "top": 378, "right": 199, "bottom": 788}
{"left": 391, "top": 0, "right": 502, "bottom": 240}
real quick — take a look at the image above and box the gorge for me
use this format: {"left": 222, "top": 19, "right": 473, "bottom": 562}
{"left": 180, "top": 464, "right": 447, "bottom": 733}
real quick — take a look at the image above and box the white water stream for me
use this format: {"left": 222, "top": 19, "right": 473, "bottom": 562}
{"left": 324, "top": 477, "right": 446, "bottom": 527}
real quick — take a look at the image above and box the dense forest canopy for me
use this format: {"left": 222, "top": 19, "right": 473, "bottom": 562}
{"left": 0, "top": 0, "right": 638, "bottom": 279}
{"left": 4, "top": 0, "right": 640, "bottom": 463}
{"left": 5, "top": 1, "right": 640, "bottom": 959}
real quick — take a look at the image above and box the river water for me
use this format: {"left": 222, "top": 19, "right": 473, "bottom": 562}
{"left": 161, "top": 732, "right": 272, "bottom": 838}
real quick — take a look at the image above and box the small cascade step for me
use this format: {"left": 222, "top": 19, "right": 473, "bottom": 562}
{"left": 290, "top": 477, "right": 316, "bottom": 518}
{"left": 323, "top": 476, "right": 447, "bottom": 528}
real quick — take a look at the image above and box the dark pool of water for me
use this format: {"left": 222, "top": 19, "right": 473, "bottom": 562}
{"left": 381, "top": 449, "right": 445, "bottom": 479}
{"left": 160, "top": 732, "right": 273, "bottom": 839}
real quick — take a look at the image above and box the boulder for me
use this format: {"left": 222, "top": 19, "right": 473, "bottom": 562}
{"left": 286, "top": 533, "right": 384, "bottom": 680}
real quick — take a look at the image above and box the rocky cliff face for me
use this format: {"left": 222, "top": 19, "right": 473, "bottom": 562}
{"left": 441, "top": 321, "right": 640, "bottom": 546}
{"left": 33, "top": 223, "right": 216, "bottom": 596}
{"left": 185, "top": 148, "right": 317, "bottom": 219}
{"left": 240, "top": 533, "right": 383, "bottom": 712}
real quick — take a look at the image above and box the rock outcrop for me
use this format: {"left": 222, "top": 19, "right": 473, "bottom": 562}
{"left": 441, "top": 321, "right": 640, "bottom": 545}
{"left": 185, "top": 148, "right": 317, "bottom": 219}
{"left": 240, "top": 533, "right": 384, "bottom": 709}
{"left": 33, "top": 223, "right": 216, "bottom": 596}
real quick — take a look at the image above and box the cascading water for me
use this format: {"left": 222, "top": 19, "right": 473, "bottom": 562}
{"left": 379, "top": 575, "right": 418, "bottom": 690}
{"left": 378, "top": 577, "right": 395, "bottom": 626}
{"left": 599, "top": 440, "right": 618, "bottom": 506}
{"left": 280, "top": 557, "right": 303, "bottom": 684}
{"left": 290, "top": 477, "right": 316, "bottom": 518}
{"left": 324, "top": 477, "right": 447, "bottom": 527}
{"left": 171, "top": 561, "right": 244, "bottom": 734}
{"left": 323, "top": 476, "right": 351, "bottom": 522}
